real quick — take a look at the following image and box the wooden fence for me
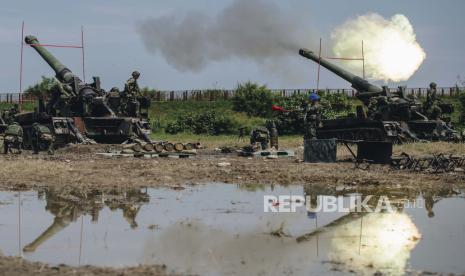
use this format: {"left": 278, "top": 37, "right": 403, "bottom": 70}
{"left": 1, "top": 87, "right": 463, "bottom": 103}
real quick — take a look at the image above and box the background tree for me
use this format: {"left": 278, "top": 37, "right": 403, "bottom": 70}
{"left": 232, "top": 82, "right": 275, "bottom": 118}
{"left": 23, "top": 76, "right": 58, "bottom": 98}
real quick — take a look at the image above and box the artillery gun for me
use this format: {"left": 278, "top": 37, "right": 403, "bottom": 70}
{"left": 298, "top": 48, "right": 460, "bottom": 142}
{"left": 10, "top": 35, "right": 151, "bottom": 148}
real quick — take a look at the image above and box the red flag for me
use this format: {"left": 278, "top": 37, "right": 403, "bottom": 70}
{"left": 272, "top": 105, "right": 288, "bottom": 112}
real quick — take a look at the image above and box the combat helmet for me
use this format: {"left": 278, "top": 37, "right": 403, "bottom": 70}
{"left": 132, "top": 71, "right": 140, "bottom": 78}
{"left": 308, "top": 93, "right": 320, "bottom": 102}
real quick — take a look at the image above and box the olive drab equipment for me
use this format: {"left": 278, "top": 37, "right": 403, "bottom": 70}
{"left": 298, "top": 48, "right": 461, "bottom": 142}
{"left": 7, "top": 35, "right": 153, "bottom": 149}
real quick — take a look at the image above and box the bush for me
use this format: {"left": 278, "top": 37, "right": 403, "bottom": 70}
{"left": 274, "top": 94, "right": 306, "bottom": 135}
{"left": 165, "top": 111, "right": 239, "bottom": 135}
{"left": 319, "top": 92, "right": 353, "bottom": 119}
{"left": 232, "top": 82, "right": 275, "bottom": 117}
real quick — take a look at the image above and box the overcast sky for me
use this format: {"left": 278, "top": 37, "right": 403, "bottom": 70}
{"left": 1, "top": 0, "right": 464, "bottom": 92}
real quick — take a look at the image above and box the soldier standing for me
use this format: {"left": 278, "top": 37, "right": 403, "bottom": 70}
{"left": 124, "top": 71, "right": 141, "bottom": 97}
{"left": 367, "top": 97, "right": 378, "bottom": 120}
{"left": 3, "top": 122, "right": 23, "bottom": 154}
{"left": 424, "top": 82, "right": 442, "bottom": 120}
{"left": 31, "top": 123, "right": 55, "bottom": 155}
{"left": 238, "top": 127, "right": 246, "bottom": 142}
{"left": 304, "top": 93, "right": 322, "bottom": 140}
{"left": 123, "top": 71, "right": 141, "bottom": 117}
{"left": 267, "top": 120, "right": 279, "bottom": 150}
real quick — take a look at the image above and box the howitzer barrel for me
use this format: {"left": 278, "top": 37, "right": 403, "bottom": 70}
{"left": 25, "top": 35, "right": 78, "bottom": 84}
{"left": 299, "top": 48, "right": 383, "bottom": 94}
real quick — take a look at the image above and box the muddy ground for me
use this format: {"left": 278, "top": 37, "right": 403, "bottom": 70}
{"left": 1, "top": 142, "right": 464, "bottom": 192}
{"left": 1, "top": 141, "right": 465, "bottom": 275}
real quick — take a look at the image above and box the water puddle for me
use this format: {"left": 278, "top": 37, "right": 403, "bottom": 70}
{"left": 0, "top": 184, "right": 464, "bottom": 275}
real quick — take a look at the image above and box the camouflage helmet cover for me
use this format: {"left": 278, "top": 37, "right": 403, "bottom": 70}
{"left": 429, "top": 82, "right": 437, "bottom": 88}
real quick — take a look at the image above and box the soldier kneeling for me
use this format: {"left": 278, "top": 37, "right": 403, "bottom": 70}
{"left": 31, "top": 123, "right": 55, "bottom": 155}
{"left": 3, "top": 122, "right": 23, "bottom": 154}
{"left": 250, "top": 127, "right": 270, "bottom": 150}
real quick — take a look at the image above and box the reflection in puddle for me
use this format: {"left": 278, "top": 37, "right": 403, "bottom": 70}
{"left": 329, "top": 213, "right": 421, "bottom": 275}
{"left": 23, "top": 188, "right": 149, "bottom": 253}
{"left": 0, "top": 184, "right": 464, "bottom": 275}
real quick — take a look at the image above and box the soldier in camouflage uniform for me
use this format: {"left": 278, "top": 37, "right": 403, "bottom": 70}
{"left": 46, "top": 82, "right": 74, "bottom": 115}
{"left": 3, "top": 122, "right": 23, "bottom": 154}
{"left": 304, "top": 93, "right": 322, "bottom": 140}
{"left": 1, "top": 104, "right": 19, "bottom": 124}
{"left": 250, "top": 126, "right": 270, "bottom": 150}
{"left": 367, "top": 97, "right": 378, "bottom": 120}
{"left": 31, "top": 123, "right": 55, "bottom": 155}
{"left": 424, "top": 82, "right": 442, "bottom": 120}
{"left": 10, "top": 104, "right": 19, "bottom": 117}
{"left": 123, "top": 71, "right": 141, "bottom": 117}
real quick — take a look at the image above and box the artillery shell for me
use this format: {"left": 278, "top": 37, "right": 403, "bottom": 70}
{"left": 154, "top": 143, "right": 164, "bottom": 153}
{"left": 164, "top": 143, "right": 174, "bottom": 152}
{"left": 143, "top": 143, "right": 154, "bottom": 152}
{"left": 184, "top": 143, "right": 195, "bottom": 150}
{"left": 174, "top": 143, "right": 184, "bottom": 152}
{"left": 132, "top": 143, "right": 143, "bottom": 152}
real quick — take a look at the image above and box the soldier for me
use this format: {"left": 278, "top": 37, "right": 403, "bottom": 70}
{"left": 367, "top": 97, "right": 378, "bottom": 120}
{"left": 124, "top": 71, "right": 141, "bottom": 98}
{"left": 238, "top": 127, "right": 246, "bottom": 142}
{"left": 123, "top": 71, "right": 141, "bottom": 117}
{"left": 267, "top": 120, "right": 279, "bottom": 150}
{"left": 31, "top": 123, "right": 55, "bottom": 155}
{"left": 250, "top": 126, "right": 270, "bottom": 150}
{"left": 10, "top": 104, "right": 19, "bottom": 116}
{"left": 1, "top": 110, "right": 11, "bottom": 124}
{"left": 3, "top": 122, "right": 23, "bottom": 154}
{"left": 46, "top": 82, "right": 74, "bottom": 115}
{"left": 375, "top": 96, "right": 389, "bottom": 120}
{"left": 426, "top": 82, "right": 438, "bottom": 103}
{"left": 304, "top": 93, "right": 322, "bottom": 140}
{"left": 424, "top": 82, "right": 442, "bottom": 120}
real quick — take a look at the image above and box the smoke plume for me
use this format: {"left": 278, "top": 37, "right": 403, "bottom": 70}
{"left": 331, "top": 13, "right": 426, "bottom": 82}
{"left": 137, "top": 0, "right": 308, "bottom": 73}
